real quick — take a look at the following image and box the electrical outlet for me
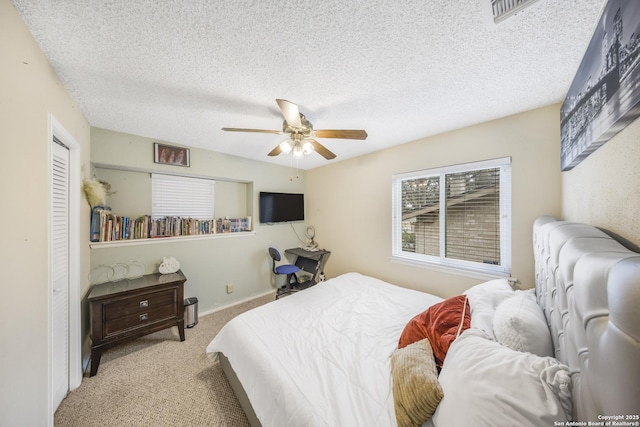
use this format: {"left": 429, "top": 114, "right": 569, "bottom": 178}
{"left": 226, "top": 283, "right": 233, "bottom": 294}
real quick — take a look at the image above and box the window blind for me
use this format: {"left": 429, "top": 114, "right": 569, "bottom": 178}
{"left": 392, "top": 157, "right": 511, "bottom": 275}
{"left": 400, "top": 175, "right": 440, "bottom": 256}
{"left": 445, "top": 167, "right": 501, "bottom": 265}
{"left": 151, "top": 173, "right": 215, "bottom": 219}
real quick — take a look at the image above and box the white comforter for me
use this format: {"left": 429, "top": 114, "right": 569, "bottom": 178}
{"left": 206, "top": 272, "right": 442, "bottom": 427}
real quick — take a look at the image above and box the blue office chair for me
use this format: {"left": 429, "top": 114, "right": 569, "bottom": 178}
{"left": 269, "top": 247, "right": 300, "bottom": 299}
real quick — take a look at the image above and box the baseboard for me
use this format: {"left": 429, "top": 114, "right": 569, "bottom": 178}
{"left": 81, "top": 335, "right": 92, "bottom": 376}
{"left": 82, "top": 355, "right": 91, "bottom": 375}
{"left": 199, "top": 290, "right": 275, "bottom": 318}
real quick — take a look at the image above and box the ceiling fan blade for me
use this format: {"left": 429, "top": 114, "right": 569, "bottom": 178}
{"left": 222, "top": 127, "right": 283, "bottom": 135}
{"left": 267, "top": 145, "right": 282, "bottom": 156}
{"left": 309, "top": 139, "right": 336, "bottom": 160}
{"left": 276, "top": 99, "right": 302, "bottom": 128}
{"left": 314, "top": 129, "right": 368, "bottom": 140}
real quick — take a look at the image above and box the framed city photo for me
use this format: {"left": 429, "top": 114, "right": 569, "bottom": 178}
{"left": 154, "top": 143, "right": 190, "bottom": 167}
{"left": 560, "top": 0, "right": 640, "bottom": 171}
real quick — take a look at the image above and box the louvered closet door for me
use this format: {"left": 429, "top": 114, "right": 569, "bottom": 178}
{"left": 51, "top": 139, "right": 69, "bottom": 410}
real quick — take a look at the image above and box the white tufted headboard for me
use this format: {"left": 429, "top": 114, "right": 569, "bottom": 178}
{"left": 533, "top": 216, "right": 640, "bottom": 421}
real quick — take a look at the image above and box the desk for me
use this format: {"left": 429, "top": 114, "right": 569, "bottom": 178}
{"left": 285, "top": 247, "right": 331, "bottom": 285}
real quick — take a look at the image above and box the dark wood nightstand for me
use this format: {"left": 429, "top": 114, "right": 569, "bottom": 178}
{"left": 88, "top": 270, "right": 186, "bottom": 376}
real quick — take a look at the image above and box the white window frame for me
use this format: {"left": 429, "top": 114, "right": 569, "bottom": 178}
{"left": 391, "top": 157, "right": 511, "bottom": 277}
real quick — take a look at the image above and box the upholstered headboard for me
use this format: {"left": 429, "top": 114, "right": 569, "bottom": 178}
{"left": 533, "top": 216, "right": 640, "bottom": 421}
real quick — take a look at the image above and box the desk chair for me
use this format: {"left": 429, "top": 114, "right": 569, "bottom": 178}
{"left": 269, "top": 247, "right": 300, "bottom": 299}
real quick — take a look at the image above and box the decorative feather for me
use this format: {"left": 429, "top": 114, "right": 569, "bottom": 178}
{"left": 82, "top": 178, "right": 107, "bottom": 207}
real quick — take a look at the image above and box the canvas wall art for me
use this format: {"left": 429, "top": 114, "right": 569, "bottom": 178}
{"left": 560, "top": 0, "right": 640, "bottom": 171}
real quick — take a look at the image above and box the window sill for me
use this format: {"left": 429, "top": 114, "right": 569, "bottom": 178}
{"left": 389, "top": 255, "right": 512, "bottom": 283}
{"left": 90, "top": 231, "right": 255, "bottom": 249}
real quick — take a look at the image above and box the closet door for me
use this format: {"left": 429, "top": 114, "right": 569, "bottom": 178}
{"left": 51, "top": 138, "right": 69, "bottom": 410}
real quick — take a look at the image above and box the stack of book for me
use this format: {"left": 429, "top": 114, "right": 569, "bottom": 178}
{"left": 216, "top": 217, "right": 251, "bottom": 233}
{"left": 90, "top": 206, "right": 251, "bottom": 242}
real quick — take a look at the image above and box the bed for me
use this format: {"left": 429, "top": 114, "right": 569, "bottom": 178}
{"left": 207, "top": 216, "right": 640, "bottom": 426}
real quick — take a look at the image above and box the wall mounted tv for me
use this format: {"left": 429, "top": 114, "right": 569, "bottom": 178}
{"left": 259, "top": 192, "right": 305, "bottom": 223}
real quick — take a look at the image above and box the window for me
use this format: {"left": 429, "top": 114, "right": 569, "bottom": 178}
{"left": 392, "top": 157, "right": 511, "bottom": 276}
{"left": 151, "top": 173, "right": 215, "bottom": 219}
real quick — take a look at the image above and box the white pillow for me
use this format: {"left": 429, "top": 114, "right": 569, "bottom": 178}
{"left": 432, "top": 329, "right": 572, "bottom": 426}
{"left": 463, "top": 279, "right": 514, "bottom": 339}
{"left": 493, "top": 290, "right": 553, "bottom": 357}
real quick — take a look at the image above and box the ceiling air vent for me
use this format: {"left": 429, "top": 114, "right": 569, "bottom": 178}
{"left": 491, "top": 0, "right": 541, "bottom": 23}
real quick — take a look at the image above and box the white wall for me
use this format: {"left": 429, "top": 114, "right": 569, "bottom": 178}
{"left": 307, "top": 105, "right": 563, "bottom": 298}
{"left": 562, "top": 116, "right": 640, "bottom": 246}
{"left": 93, "top": 168, "right": 249, "bottom": 220}
{"left": 90, "top": 127, "right": 308, "bottom": 314}
{"left": 0, "top": 1, "right": 91, "bottom": 425}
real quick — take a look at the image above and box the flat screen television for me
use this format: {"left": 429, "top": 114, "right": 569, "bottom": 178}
{"left": 259, "top": 192, "right": 305, "bottom": 223}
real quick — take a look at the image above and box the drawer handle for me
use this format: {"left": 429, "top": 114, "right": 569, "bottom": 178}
{"left": 139, "top": 300, "right": 149, "bottom": 308}
{"left": 139, "top": 313, "right": 148, "bottom": 322}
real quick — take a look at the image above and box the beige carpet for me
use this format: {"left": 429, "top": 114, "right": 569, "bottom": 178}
{"left": 55, "top": 293, "right": 274, "bottom": 427}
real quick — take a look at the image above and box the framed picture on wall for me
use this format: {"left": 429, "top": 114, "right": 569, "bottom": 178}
{"left": 560, "top": 0, "right": 640, "bottom": 171}
{"left": 154, "top": 143, "right": 190, "bottom": 167}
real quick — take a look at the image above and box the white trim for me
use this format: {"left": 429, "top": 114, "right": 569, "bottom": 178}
{"left": 499, "top": 162, "right": 512, "bottom": 273}
{"left": 198, "top": 290, "right": 276, "bottom": 318}
{"left": 48, "top": 115, "right": 82, "bottom": 426}
{"left": 391, "top": 157, "right": 510, "bottom": 181}
{"left": 151, "top": 172, "right": 215, "bottom": 183}
{"left": 391, "top": 157, "right": 512, "bottom": 276}
{"left": 89, "top": 231, "right": 255, "bottom": 249}
{"left": 92, "top": 162, "right": 251, "bottom": 184}
{"left": 438, "top": 173, "right": 446, "bottom": 261}
{"left": 389, "top": 255, "right": 511, "bottom": 281}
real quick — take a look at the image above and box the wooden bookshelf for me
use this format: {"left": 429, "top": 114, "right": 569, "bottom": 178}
{"left": 89, "top": 231, "right": 255, "bottom": 249}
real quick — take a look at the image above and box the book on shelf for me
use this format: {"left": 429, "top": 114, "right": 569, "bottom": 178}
{"left": 90, "top": 209, "right": 253, "bottom": 243}
{"left": 90, "top": 206, "right": 110, "bottom": 242}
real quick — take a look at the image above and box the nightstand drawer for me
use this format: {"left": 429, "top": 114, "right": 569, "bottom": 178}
{"left": 104, "top": 302, "right": 177, "bottom": 338}
{"left": 104, "top": 288, "right": 177, "bottom": 321}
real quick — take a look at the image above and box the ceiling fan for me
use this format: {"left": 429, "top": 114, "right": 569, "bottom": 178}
{"left": 222, "top": 99, "right": 368, "bottom": 160}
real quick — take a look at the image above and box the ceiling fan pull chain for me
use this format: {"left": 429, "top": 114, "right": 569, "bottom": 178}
{"left": 289, "top": 153, "right": 294, "bottom": 181}
{"left": 289, "top": 157, "right": 301, "bottom": 181}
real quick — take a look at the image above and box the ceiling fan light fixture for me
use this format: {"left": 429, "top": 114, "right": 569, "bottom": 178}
{"left": 302, "top": 141, "right": 314, "bottom": 155}
{"left": 222, "top": 99, "right": 366, "bottom": 161}
{"left": 279, "top": 139, "right": 293, "bottom": 154}
{"left": 292, "top": 142, "right": 304, "bottom": 159}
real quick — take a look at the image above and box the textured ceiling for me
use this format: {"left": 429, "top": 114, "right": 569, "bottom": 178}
{"left": 12, "top": 0, "right": 606, "bottom": 170}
